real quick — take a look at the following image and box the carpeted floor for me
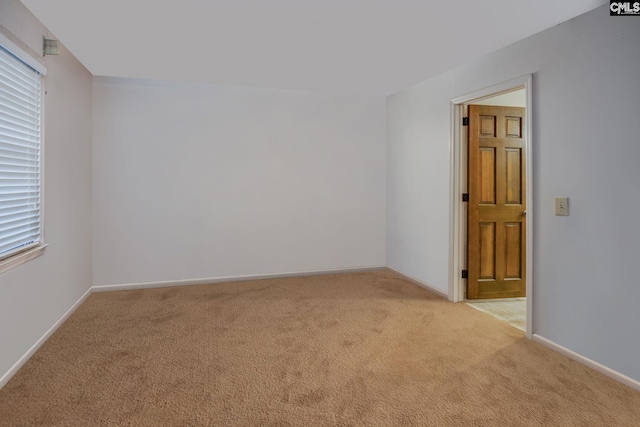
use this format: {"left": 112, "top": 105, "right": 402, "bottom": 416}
{"left": 1, "top": 270, "right": 639, "bottom": 426}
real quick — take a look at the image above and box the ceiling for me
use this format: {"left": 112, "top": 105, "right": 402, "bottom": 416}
{"left": 21, "top": 0, "right": 604, "bottom": 96}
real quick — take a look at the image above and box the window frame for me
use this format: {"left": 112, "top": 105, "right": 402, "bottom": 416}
{"left": 0, "top": 32, "right": 48, "bottom": 274}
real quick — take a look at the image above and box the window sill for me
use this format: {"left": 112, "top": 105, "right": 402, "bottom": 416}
{"left": 0, "top": 244, "right": 48, "bottom": 275}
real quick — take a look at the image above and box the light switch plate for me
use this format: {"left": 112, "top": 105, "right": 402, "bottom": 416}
{"left": 555, "top": 197, "right": 569, "bottom": 216}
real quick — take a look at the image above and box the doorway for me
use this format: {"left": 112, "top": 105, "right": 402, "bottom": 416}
{"left": 448, "top": 76, "right": 533, "bottom": 338}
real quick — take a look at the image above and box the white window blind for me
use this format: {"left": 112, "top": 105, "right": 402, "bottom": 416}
{"left": 0, "top": 44, "right": 43, "bottom": 261}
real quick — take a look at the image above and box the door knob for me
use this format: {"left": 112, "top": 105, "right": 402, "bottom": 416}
{"left": 522, "top": 210, "right": 527, "bottom": 217}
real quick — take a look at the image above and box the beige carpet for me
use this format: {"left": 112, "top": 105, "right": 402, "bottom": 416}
{"left": 1, "top": 271, "right": 639, "bottom": 426}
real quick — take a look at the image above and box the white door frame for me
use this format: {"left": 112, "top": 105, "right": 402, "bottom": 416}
{"left": 448, "top": 74, "right": 534, "bottom": 339}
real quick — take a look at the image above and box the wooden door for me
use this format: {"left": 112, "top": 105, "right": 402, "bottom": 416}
{"left": 467, "top": 105, "right": 526, "bottom": 299}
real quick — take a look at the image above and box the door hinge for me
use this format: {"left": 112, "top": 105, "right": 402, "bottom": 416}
{"left": 462, "top": 193, "right": 469, "bottom": 202}
{"left": 462, "top": 117, "right": 469, "bottom": 126}
{"left": 462, "top": 270, "right": 468, "bottom": 279}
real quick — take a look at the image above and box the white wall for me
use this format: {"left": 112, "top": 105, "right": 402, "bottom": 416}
{"left": 387, "top": 71, "right": 454, "bottom": 290}
{"left": 475, "top": 89, "right": 525, "bottom": 107}
{"left": 0, "top": 1, "right": 92, "bottom": 380}
{"left": 387, "top": 5, "right": 640, "bottom": 382}
{"left": 92, "top": 78, "right": 386, "bottom": 286}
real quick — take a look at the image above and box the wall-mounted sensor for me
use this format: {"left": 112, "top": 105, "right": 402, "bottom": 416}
{"left": 43, "top": 38, "right": 59, "bottom": 56}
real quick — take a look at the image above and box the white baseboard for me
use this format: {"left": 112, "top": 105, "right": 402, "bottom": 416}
{"left": 533, "top": 334, "right": 640, "bottom": 392}
{"left": 386, "top": 267, "right": 449, "bottom": 299}
{"left": 91, "top": 265, "right": 387, "bottom": 293}
{"left": 0, "top": 287, "right": 93, "bottom": 389}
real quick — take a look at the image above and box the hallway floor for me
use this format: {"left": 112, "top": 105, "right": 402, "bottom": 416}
{"left": 466, "top": 298, "right": 526, "bottom": 331}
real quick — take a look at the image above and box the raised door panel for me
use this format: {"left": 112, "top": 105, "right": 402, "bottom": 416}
{"left": 504, "top": 223, "right": 522, "bottom": 279}
{"left": 480, "top": 116, "right": 496, "bottom": 137}
{"left": 505, "top": 148, "right": 522, "bottom": 205}
{"left": 480, "top": 148, "right": 496, "bottom": 205}
{"left": 479, "top": 223, "right": 496, "bottom": 280}
{"left": 505, "top": 116, "right": 522, "bottom": 138}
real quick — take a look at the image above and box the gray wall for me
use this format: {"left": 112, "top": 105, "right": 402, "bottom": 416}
{"left": 0, "top": 0, "right": 92, "bottom": 380}
{"left": 387, "top": 5, "right": 640, "bottom": 381}
{"left": 92, "top": 78, "right": 386, "bottom": 286}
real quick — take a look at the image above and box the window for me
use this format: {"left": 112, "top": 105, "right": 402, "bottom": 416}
{"left": 0, "top": 40, "right": 45, "bottom": 268}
